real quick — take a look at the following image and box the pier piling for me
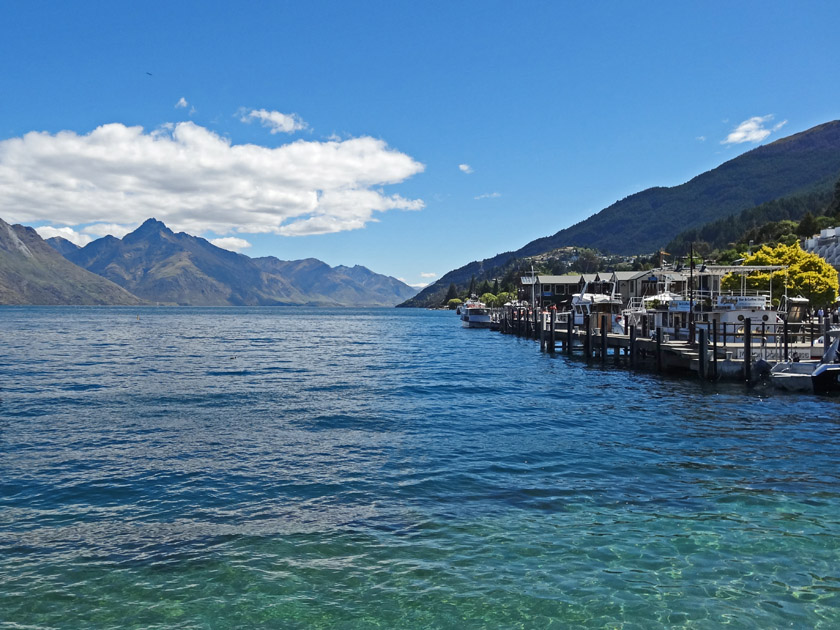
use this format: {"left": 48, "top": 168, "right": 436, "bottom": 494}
{"left": 698, "top": 327, "right": 707, "bottom": 380}
{"left": 656, "top": 327, "right": 662, "bottom": 372}
{"left": 549, "top": 311, "right": 556, "bottom": 353}
{"left": 600, "top": 315, "right": 608, "bottom": 363}
{"left": 744, "top": 317, "right": 752, "bottom": 384}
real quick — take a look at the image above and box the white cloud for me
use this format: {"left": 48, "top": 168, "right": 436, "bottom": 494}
{"left": 34, "top": 225, "right": 92, "bottom": 247}
{"left": 696, "top": 136, "right": 706, "bottom": 142}
{"left": 722, "top": 115, "right": 788, "bottom": 145}
{"left": 240, "top": 108, "right": 308, "bottom": 134}
{"left": 0, "top": 121, "right": 425, "bottom": 238}
{"left": 420, "top": 272, "right": 437, "bottom": 278}
{"left": 210, "top": 236, "right": 252, "bottom": 252}
{"left": 398, "top": 277, "right": 428, "bottom": 289}
{"left": 459, "top": 163, "right": 473, "bottom": 174}
{"left": 474, "top": 192, "right": 501, "bottom": 200}
{"left": 82, "top": 223, "right": 137, "bottom": 238}
{"left": 175, "top": 97, "right": 188, "bottom": 109}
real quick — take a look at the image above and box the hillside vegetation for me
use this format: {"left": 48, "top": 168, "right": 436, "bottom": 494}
{"left": 403, "top": 120, "right": 840, "bottom": 308}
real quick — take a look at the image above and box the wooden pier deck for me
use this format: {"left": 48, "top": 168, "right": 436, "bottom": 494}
{"left": 493, "top": 307, "right": 834, "bottom": 383}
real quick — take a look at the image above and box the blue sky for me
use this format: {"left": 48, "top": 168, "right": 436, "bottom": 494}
{"left": 2, "top": 1, "right": 839, "bottom": 288}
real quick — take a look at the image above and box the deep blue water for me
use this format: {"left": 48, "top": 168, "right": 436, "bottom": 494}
{"left": 1, "top": 306, "right": 839, "bottom": 628}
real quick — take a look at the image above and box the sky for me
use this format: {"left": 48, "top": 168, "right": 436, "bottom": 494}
{"left": 2, "top": 1, "right": 840, "bottom": 288}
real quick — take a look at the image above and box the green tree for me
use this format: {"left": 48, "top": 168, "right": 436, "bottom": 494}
{"left": 447, "top": 298, "right": 463, "bottom": 310}
{"left": 721, "top": 242, "right": 838, "bottom": 308}
{"left": 443, "top": 283, "right": 459, "bottom": 304}
{"left": 467, "top": 275, "right": 476, "bottom": 297}
{"left": 797, "top": 211, "right": 818, "bottom": 237}
{"left": 572, "top": 249, "right": 601, "bottom": 274}
{"left": 479, "top": 292, "right": 496, "bottom": 306}
{"left": 829, "top": 176, "right": 840, "bottom": 218}
{"left": 495, "top": 291, "right": 515, "bottom": 306}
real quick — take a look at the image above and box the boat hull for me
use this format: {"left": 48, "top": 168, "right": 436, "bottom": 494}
{"left": 812, "top": 364, "right": 840, "bottom": 394}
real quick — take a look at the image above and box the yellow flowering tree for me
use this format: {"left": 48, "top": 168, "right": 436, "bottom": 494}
{"left": 721, "top": 242, "right": 838, "bottom": 307}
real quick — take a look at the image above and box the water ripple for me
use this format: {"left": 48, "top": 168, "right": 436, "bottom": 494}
{"left": 1, "top": 306, "right": 839, "bottom": 628}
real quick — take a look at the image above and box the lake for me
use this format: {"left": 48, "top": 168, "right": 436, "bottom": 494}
{"left": 1, "top": 306, "right": 839, "bottom": 628}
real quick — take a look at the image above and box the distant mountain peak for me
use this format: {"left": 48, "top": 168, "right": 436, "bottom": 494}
{"left": 129, "top": 217, "right": 171, "bottom": 236}
{"left": 53, "top": 217, "right": 417, "bottom": 307}
{"left": 0, "top": 217, "right": 144, "bottom": 305}
{"left": 1, "top": 219, "right": 34, "bottom": 259}
{"left": 45, "top": 236, "right": 81, "bottom": 256}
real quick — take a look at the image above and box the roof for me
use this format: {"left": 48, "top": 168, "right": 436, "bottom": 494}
{"left": 700, "top": 265, "right": 786, "bottom": 275}
{"left": 610, "top": 271, "right": 638, "bottom": 281}
{"left": 630, "top": 269, "right": 688, "bottom": 281}
{"left": 536, "top": 274, "right": 583, "bottom": 284}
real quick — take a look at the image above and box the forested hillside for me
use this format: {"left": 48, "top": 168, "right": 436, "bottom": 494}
{"left": 402, "top": 121, "right": 840, "bottom": 308}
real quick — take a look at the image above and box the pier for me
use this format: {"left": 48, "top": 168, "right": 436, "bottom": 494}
{"left": 493, "top": 307, "right": 836, "bottom": 383}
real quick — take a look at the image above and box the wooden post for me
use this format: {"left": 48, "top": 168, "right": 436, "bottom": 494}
{"left": 585, "top": 314, "right": 592, "bottom": 361}
{"left": 549, "top": 310, "right": 556, "bottom": 353}
{"left": 744, "top": 317, "right": 752, "bottom": 384}
{"left": 722, "top": 322, "right": 727, "bottom": 347}
{"left": 712, "top": 320, "right": 718, "bottom": 380}
{"left": 566, "top": 312, "right": 573, "bottom": 354}
{"left": 614, "top": 322, "right": 621, "bottom": 366}
{"left": 600, "top": 314, "right": 608, "bottom": 363}
{"left": 656, "top": 326, "right": 662, "bottom": 372}
{"left": 539, "top": 311, "right": 546, "bottom": 351}
{"left": 698, "top": 327, "right": 707, "bottom": 380}
{"left": 629, "top": 325, "right": 636, "bottom": 368}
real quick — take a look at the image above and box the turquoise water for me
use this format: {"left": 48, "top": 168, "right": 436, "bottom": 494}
{"left": 1, "top": 306, "right": 839, "bottom": 628}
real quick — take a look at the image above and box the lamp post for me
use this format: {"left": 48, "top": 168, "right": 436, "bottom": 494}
{"left": 689, "top": 243, "right": 695, "bottom": 343}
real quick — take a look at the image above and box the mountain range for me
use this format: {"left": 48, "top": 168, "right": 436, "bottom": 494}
{"left": 0, "top": 218, "right": 417, "bottom": 306}
{"left": 0, "top": 218, "right": 143, "bottom": 305}
{"left": 403, "top": 120, "right": 840, "bottom": 307}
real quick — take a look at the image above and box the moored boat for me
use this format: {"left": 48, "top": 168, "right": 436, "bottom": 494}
{"left": 460, "top": 296, "right": 492, "bottom": 328}
{"left": 770, "top": 334, "right": 840, "bottom": 393}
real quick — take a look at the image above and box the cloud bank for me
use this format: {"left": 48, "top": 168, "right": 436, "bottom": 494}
{"left": 210, "top": 236, "right": 252, "bottom": 252}
{"left": 240, "top": 109, "right": 308, "bottom": 134}
{"left": 722, "top": 115, "right": 787, "bottom": 145}
{"left": 33, "top": 225, "right": 93, "bottom": 247}
{"left": 0, "top": 121, "right": 425, "bottom": 238}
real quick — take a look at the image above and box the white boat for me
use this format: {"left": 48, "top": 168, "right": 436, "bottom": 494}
{"left": 460, "top": 297, "right": 492, "bottom": 328}
{"left": 634, "top": 294, "right": 780, "bottom": 343}
{"left": 770, "top": 335, "right": 840, "bottom": 393}
{"left": 566, "top": 282, "right": 625, "bottom": 333}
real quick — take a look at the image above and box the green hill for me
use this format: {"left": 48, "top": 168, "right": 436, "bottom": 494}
{"left": 403, "top": 121, "right": 840, "bottom": 308}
